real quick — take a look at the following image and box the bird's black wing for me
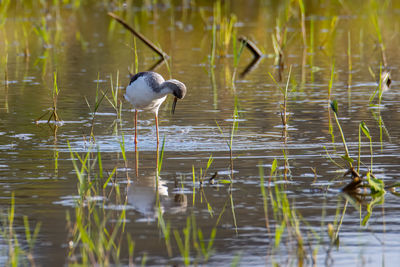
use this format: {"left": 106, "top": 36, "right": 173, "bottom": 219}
{"left": 129, "top": 72, "right": 151, "bottom": 85}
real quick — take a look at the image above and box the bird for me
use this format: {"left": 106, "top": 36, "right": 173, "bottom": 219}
{"left": 124, "top": 71, "right": 187, "bottom": 176}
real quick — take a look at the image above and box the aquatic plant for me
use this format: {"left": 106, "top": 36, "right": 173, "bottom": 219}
{"left": 216, "top": 98, "right": 240, "bottom": 234}
{"left": 105, "top": 71, "right": 121, "bottom": 123}
{"left": 66, "top": 198, "right": 130, "bottom": 266}
{"left": 215, "top": 96, "right": 239, "bottom": 179}
{"left": 3, "top": 53, "right": 8, "bottom": 90}
{"left": 35, "top": 72, "right": 62, "bottom": 124}
{"left": 210, "top": 10, "right": 217, "bottom": 67}
{"left": 329, "top": 100, "right": 386, "bottom": 194}
{"left": 330, "top": 100, "right": 352, "bottom": 169}
{"left": 0, "top": 0, "right": 10, "bottom": 28}
{"left": 264, "top": 159, "right": 318, "bottom": 265}
{"left": 133, "top": 37, "right": 139, "bottom": 74}
{"left": 172, "top": 215, "right": 217, "bottom": 266}
{"left": 269, "top": 65, "right": 293, "bottom": 130}
{"left": 34, "top": 17, "right": 51, "bottom": 49}
{"left": 157, "top": 135, "right": 166, "bottom": 175}
{"left": 66, "top": 136, "right": 219, "bottom": 266}
{"left": 343, "top": 31, "right": 352, "bottom": 107}
{"left": 51, "top": 72, "right": 61, "bottom": 122}
{"left": 231, "top": 29, "right": 245, "bottom": 84}
{"left": 118, "top": 121, "right": 130, "bottom": 182}
{"left": 309, "top": 16, "right": 315, "bottom": 83}
{"left": 173, "top": 217, "right": 191, "bottom": 266}
{"left": 66, "top": 140, "right": 134, "bottom": 266}
{"left": 259, "top": 161, "right": 272, "bottom": 231}
{"left": 211, "top": 0, "right": 237, "bottom": 58}
{"left": 0, "top": 193, "right": 41, "bottom": 266}
{"left": 86, "top": 73, "right": 107, "bottom": 141}
{"left": 156, "top": 207, "right": 173, "bottom": 257}
{"left": 371, "top": 11, "right": 387, "bottom": 67}
{"left": 327, "top": 61, "right": 335, "bottom": 102}
{"left": 21, "top": 22, "right": 31, "bottom": 58}
{"left": 190, "top": 155, "right": 216, "bottom": 218}
{"left": 358, "top": 121, "right": 373, "bottom": 173}
{"left": 319, "top": 16, "right": 338, "bottom": 50}
{"left": 368, "top": 66, "right": 391, "bottom": 149}
{"left": 192, "top": 154, "right": 214, "bottom": 188}
{"left": 68, "top": 142, "right": 94, "bottom": 198}
{"left": 102, "top": 71, "right": 131, "bottom": 179}
{"left": 298, "top": 0, "right": 307, "bottom": 48}
{"left": 272, "top": 1, "right": 291, "bottom": 67}
{"left": 328, "top": 197, "right": 347, "bottom": 246}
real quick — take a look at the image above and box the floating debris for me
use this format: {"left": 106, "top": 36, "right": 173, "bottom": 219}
{"left": 209, "top": 171, "right": 218, "bottom": 185}
{"left": 381, "top": 70, "right": 391, "bottom": 92}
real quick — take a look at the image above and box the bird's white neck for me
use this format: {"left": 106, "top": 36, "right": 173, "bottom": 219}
{"left": 158, "top": 80, "right": 177, "bottom": 96}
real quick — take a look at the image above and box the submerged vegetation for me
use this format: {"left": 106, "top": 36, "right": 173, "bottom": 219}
{"left": 0, "top": 0, "right": 400, "bottom": 266}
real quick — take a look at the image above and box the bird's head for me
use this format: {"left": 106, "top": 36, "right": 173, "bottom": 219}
{"left": 166, "top": 79, "right": 186, "bottom": 99}
{"left": 164, "top": 79, "right": 187, "bottom": 114}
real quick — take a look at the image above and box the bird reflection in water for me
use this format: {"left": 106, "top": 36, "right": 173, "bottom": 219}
{"left": 127, "top": 173, "right": 187, "bottom": 219}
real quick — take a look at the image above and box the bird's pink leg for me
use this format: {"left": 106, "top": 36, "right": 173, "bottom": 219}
{"left": 155, "top": 114, "right": 160, "bottom": 175}
{"left": 134, "top": 109, "right": 138, "bottom": 177}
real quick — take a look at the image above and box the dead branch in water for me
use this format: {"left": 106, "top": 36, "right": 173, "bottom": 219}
{"left": 238, "top": 36, "right": 263, "bottom": 78}
{"left": 239, "top": 56, "right": 261, "bottom": 78}
{"left": 238, "top": 36, "right": 262, "bottom": 59}
{"left": 108, "top": 12, "right": 168, "bottom": 59}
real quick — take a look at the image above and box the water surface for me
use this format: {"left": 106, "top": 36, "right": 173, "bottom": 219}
{"left": 1, "top": 1, "right": 400, "bottom": 266}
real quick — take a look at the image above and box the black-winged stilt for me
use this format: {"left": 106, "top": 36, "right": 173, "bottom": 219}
{"left": 125, "top": 71, "right": 186, "bottom": 175}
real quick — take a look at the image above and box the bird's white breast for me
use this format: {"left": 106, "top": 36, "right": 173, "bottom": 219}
{"left": 125, "top": 75, "right": 167, "bottom": 114}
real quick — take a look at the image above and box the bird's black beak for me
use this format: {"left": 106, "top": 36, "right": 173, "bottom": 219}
{"left": 171, "top": 97, "right": 178, "bottom": 115}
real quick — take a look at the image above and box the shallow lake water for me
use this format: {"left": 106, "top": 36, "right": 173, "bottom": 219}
{"left": 1, "top": 1, "right": 400, "bottom": 266}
